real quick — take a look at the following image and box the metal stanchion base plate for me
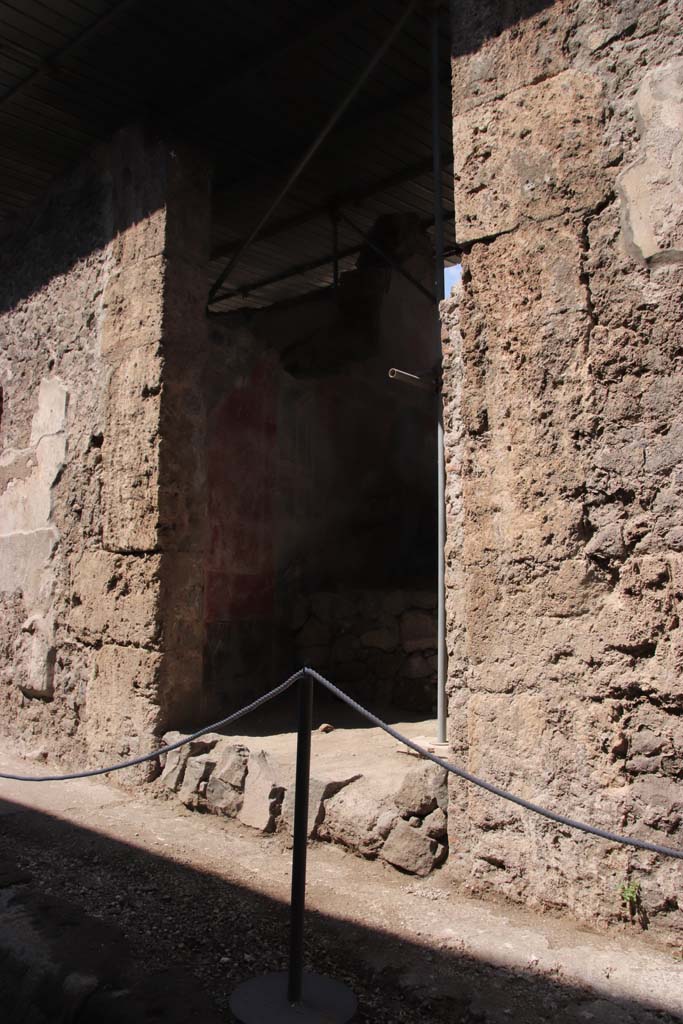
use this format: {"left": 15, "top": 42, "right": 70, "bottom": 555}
{"left": 230, "top": 970, "right": 357, "bottom": 1023}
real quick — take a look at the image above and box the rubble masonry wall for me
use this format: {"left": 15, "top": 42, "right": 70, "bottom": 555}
{"left": 0, "top": 128, "right": 210, "bottom": 770}
{"left": 445, "top": 0, "right": 683, "bottom": 941}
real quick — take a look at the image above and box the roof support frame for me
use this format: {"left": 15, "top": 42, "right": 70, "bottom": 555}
{"left": 0, "top": 0, "right": 140, "bottom": 113}
{"left": 207, "top": 0, "right": 422, "bottom": 308}
{"left": 210, "top": 155, "right": 453, "bottom": 263}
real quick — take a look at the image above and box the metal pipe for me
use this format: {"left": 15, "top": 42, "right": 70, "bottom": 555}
{"left": 287, "top": 669, "right": 314, "bottom": 1006}
{"left": 338, "top": 210, "right": 436, "bottom": 304}
{"left": 207, "top": 0, "right": 420, "bottom": 306}
{"left": 431, "top": 2, "right": 448, "bottom": 745}
{"left": 388, "top": 367, "right": 435, "bottom": 392}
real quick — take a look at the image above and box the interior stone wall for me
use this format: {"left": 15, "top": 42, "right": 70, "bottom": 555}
{"left": 0, "top": 126, "right": 210, "bottom": 770}
{"left": 291, "top": 589, "right": 438, "bottom": 711}
{"left": 204, "top": 228, "right": 438, "bottom": 708}
{"left": 446, "top": 0, "right": 683, "bottom": 942}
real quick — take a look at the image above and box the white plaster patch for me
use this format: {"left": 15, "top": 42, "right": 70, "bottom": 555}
{"left": 0, "top": 380, "right": 67, "bottom": 538}
{"left": 0, "top": 529, "right": 58, "bottom": 608}
{"left": 0, "top": 378, "right": 67, "bottom": 620}
{"left": 29, "top": 378, "right": 68, "bottom": 445}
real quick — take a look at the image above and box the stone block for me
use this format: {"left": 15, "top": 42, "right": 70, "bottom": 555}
{"left": 359, "top": 626, "right": 398, "bottom": 651}
{"left": 408, "top": 591, "right": 436, "bottom": 611}
{"left": 1, "top": 415, "right": 65, "bottom": 536}
{"left": 288, "top": 596, "right": 309, "bottom": 631}
{"left": 298, "top": 646, "right": 329, "bottom": 669}
{"left": 86, "top": 644, "right": 163, "bottom": 769}
{"left": 102, "top": 345, "right": 161, "bottom": 553}
{"left": 281, "top": 771, "right": 361, "bottom": 839}
{"left": 29, "top": 378, "right": 68, "bottom": 444}
{"left": 451, "top": 0, "right": 571, "bottom": 112}
{"left": 380, "top": 819, "right": 447, "bottom": 877}
{"left": 164, "top": 141, "right": 212, "bottom": 266}
{"left": 159, "top": 734, "right": 190, "bottom": 791}
{"left": 382, "top": 591, "right": 409, "bottom": 616}
{"left": 453, "top": 71, "right": 608, "bottom": 243}
{"left": 239, "top": 749, "right": 285, "bottom": 833}
{"left": 298, "top": 617, "right": 331, "bottom": 647}
{"left": 178, "top": 752, "right": 217, "bottom": 808}
{"left": 316, "top": 779, "right": 395, "bottom": 858}
{"left": 372, "top": 652, "right": 405, "bottom": 680}
{"left": 110, "top": 209, "right": 167, "bottom": 267}
{"left": 400, "top": 610, "right": 436, "bottom": 653}
{"left": 400, "top": 653, "right": 433, "bottom": 679}
{"left": 100, "top": 257, "right": 165, "bottom": 363}
{"left": 159, "top": 554, "right": 205, "bottom": 652}
{"left": 394, "top": 762, "right": 448, "bottom": 818}
{"left": 423, "top": 807, "right": 448, "bottom": 841}
{"left": 205, "top": 743, "right": 249, "bottom": 817}
{"left": 331, "top": 634, "right": 361, "bottom": 663}
{"left": 159, "top": 731, "right": 225, "bottom": 791}
{"left": 617, "top": 58, "right": 683, "bottom": 263}
{"left": 16, "top": 614, "right": 55, "bottom": 699}
{"left": 69, "top": 550, "right": 161, "bottom": 647}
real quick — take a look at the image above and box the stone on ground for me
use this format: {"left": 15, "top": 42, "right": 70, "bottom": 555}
{"left": 317, "top": 778, "right": 397, "bottom": 857}
{"left": 158, "top": 732, "right": 224, "bottom": 792}
{"left": 423, "top": 807, "right": 448, "bottom": 841}
{"left": 380, "top": 818, "right": 447, "bottom": 877}
{"left": 394, "top": 762, "right": 448, "bottom": 818}
{"left": 205, "top": 743, "right": 249, "bottom": 817}
{"left": 239, "top": 749, "right": 285, "bottom": 833}
{"left": 281, "top": 771, "right": 361, "bottom": 838}
{"left": 178, "top": 752, "right": 217, "bottom": 809}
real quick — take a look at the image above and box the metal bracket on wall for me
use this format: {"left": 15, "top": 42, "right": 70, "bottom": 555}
{"left": 388, "top": 367, "right": 437, "bottom": 392}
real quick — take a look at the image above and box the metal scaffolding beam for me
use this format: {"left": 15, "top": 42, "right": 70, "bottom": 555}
{"left": 210, "top": 156, "right": 453, "bottom": 263}
{"left": 0, "top": 0, "right": 140, "bottom": 113}
{"left": 211, "top": 73, "right": 452, "bottom": 193}
{"left": 207, "top": 0, "right": 422, "bottom": 308}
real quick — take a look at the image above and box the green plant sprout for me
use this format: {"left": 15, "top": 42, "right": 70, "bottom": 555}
{"left": 619, "top": 879, "right": 648, "bottom": 928}
{"left": 619, "top": 879, "right": 641, "bottom": 910}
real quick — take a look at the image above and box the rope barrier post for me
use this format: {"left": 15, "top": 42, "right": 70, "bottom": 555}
{"left": 229, "top": 669, "right": 357, "bottom": 1023}
{"left": 288, "top": 666, "right": 313, "bottom": 1003}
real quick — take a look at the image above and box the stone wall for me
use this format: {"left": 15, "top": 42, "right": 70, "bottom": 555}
{"left": 0, "top": 127, "right": 210, "bottom": 770}
{"left": 446, "top": 0, "right": 683, "bottom": 942}
{"left": 291, "top": 589, "right": 438, "bottom": 712}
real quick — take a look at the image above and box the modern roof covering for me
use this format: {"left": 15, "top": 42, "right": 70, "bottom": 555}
{"left": 0, "top": 0, "right": 455, "bottom": 312}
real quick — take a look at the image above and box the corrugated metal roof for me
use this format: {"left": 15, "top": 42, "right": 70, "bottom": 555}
{"left": 0, "top": 0, "right": 455, "bottom": 311}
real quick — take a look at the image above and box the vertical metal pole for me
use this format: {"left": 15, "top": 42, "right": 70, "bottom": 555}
{"left": 331, "top": 211, "right": 339, "bottom": 288}
{"left": 287, "top": 669, "right": 314, "bottom": 1005}
{"left": 431, "top": 3, "right": 447, "bottom": 745}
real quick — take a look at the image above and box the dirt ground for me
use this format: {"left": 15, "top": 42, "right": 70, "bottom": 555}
{"left": 0, "top": 746, "right": 681, "bottom": 1024}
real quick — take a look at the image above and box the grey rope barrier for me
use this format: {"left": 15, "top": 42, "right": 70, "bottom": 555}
{"left": 0, "top": 664, "right": 681, "bottom": 860}
{"left": 0, "top": 664, "right": 681, "bottom": 861}
{"left": 308, "top": 667, "right": 683, "bottom": 862}
{"left": 0, "top": 670, "right": 302, "bottom": 783}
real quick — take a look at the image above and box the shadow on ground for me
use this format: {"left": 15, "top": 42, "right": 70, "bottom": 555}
{"left": 0, "top": 795, "right": 678, "bottom": 1024}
